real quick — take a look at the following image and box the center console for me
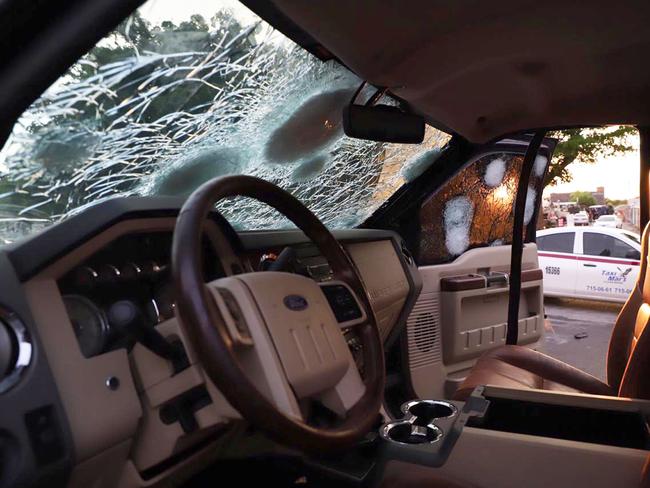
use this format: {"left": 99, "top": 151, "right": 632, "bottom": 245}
{"left": 376, "top": 386, "right": 650, "bottom": 486}
{"left": 302, "top": 386, "right": 650, "bottom": 487}
{"left": 379, "top": 397, "right": 488, "bottom": 467}
{"left": 466, "top": 386, "right": 650, "bottom": 449}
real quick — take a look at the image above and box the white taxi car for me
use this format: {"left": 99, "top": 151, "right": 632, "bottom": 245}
{"left": 537, "top": 227, "right": 642, "bottom": 303}
{"left": 594, "top": 214, "right": 623, "bottom": 228}
{"left": 572, "top": 211, "right": 590, "bottom": 226}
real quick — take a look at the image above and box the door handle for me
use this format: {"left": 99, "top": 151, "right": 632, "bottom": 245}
{"left": 583, "top": 263, "right": 597, "bottom": 267}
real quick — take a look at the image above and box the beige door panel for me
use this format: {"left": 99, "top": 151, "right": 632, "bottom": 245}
{"left": 406, "top": 244, "right": 543, "bottom": 399}
{"left": 440, "top": 272, "right": 543, "bottom": 364}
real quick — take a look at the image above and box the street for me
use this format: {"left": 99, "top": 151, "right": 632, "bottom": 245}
{"left": 536, "top": 297, "right": 622, "bottom": 381}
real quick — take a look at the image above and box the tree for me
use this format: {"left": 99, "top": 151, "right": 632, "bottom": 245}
{"left": 571, "top": 191, "right": 597, "bottom": 207}
{"left": 0, "top": 9, "right": 259, "bottom": 219}
{"left": 545, "top": 127, "right": 637, "bottom": 187}
{"left": 69, "top": 12, "right": 246, "bottom": 124}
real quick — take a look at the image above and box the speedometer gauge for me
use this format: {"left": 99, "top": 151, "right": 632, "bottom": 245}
{"left": 62, "top": 295, "right": 110, "bottom": 358}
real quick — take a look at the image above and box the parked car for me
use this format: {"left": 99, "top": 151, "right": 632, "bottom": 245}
{"left": 572, "top": 210, "right": 590, "bottom": 226}
{"left": 594, "top": 214, "right": 623, "bottom": 228}
{"left": 588, "top": 204, "right": 614, "bottom": 220}
{"left": 537, "top": 227, "right": 641, "bottom": 302}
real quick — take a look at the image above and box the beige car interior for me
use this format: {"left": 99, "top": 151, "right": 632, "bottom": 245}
{"left": 12, "top": 202, "right": 650, "bottom": 488}
{"left": 379, "top": 231, "right": 650, "bottom": 488}
{"left": 5, "top": 1, "right": 650, "bottom": 487}
{"left": 19, "top": 215, "right": 413, "bottom": 486}
{"left": 259, "top": 1, "right": 650, "bottom": 485}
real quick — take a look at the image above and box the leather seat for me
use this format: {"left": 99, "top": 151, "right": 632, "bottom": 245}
{"left": 454, "top": 223, "right": 650, "bottom": 401}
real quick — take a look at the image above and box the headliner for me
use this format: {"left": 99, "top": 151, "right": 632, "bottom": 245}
{"left": 265, "top": 0, "right": 650, "bottom": 143}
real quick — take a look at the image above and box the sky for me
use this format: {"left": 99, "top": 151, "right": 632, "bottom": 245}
{"left": 138, "top": 0, "right": 257, "bottom": 25}
{"left": 543, "top": 136, "right": 640, "bottom": 201}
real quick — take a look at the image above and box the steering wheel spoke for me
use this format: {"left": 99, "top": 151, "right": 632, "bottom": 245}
{"left": 206, "top": 277, "right": 304, "bottom": 420}
{"left": 206, "top": 284, "right": 255, "bottom": 347}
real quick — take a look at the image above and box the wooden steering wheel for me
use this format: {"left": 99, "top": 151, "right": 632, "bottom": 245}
{"left": 172, "top": 175, "right": 385, "bottom": 452}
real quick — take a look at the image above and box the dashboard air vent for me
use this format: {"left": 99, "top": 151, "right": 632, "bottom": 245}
{"left": 0, "top": 308, "right": 32, "bottom": 394}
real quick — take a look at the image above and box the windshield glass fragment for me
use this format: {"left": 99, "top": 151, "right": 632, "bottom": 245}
{"left": 0, "top": 0, "right": 450, "bottom": 244}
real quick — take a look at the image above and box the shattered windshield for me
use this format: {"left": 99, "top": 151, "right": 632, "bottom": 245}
{"left": 0, "top": 0, "right": 449, "bottom": 244}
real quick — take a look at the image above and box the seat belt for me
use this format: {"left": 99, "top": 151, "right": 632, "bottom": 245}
{"left": 506, "top": 130, "right": 547, "bottom": 345}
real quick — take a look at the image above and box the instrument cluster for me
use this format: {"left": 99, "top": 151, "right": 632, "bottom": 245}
{"left": 57, "top": 231, "right": 224, "bottom": 358}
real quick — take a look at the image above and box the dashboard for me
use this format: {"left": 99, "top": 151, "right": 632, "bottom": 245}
{"left": 0, "top": 197, "right": 420, "bottom": 488}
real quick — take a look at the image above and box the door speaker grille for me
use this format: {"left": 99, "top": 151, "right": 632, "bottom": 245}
{"left": 406, "top": 292, "right": 442, "bottom": 369}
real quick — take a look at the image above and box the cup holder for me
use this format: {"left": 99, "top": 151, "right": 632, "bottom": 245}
{"left": 404, "top": 400, "right": 457, "bottom": 426}
{"left": 380, "top": 400, "right": 457, "bottom": 445}
{"left": 380, "top": 421, "right": 442, "bottom": 445}
{"left": 379, "top": 397, "right": 489, "bottom": 468}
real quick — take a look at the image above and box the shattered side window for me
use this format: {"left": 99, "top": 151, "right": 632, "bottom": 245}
{"left": 0, "top": 0, "right": 450, "bottom": 243}
{"left": 418, "top": 151, "right": 547, "bottom": 265}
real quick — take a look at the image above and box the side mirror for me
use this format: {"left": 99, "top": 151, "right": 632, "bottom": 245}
{"left": 342, "top": 104, "right": 425, "bottom": 143}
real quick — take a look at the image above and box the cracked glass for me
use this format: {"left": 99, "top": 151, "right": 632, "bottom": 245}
{"left": 0, "top": 0, "right": 450, "bottom": 244}
{"left": 419, "top": 151, "right": 546, "bottom": 265}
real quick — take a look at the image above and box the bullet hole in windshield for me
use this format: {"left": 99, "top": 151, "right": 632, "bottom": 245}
{"left": 155, "top": 147, "right": 246, "bottom": 196}
{"left": 264, "top": 89, "right": 353, "bottom": 164}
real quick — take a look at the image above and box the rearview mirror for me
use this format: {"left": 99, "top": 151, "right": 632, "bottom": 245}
{"left": 342, "top": 104, "right": 425, "bottom": 143}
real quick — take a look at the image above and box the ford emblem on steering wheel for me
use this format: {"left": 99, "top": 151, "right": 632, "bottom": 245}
{"left": 283, "top": 294, "right": 309, "bottom": 311}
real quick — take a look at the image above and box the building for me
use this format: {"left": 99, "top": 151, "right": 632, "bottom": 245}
{"left": 549, "top": 186, "right": 605, "bottom": 205}
{"left": 618, "top": 197, "right": 640, "bottom": 230}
